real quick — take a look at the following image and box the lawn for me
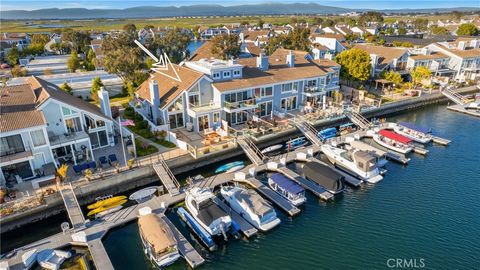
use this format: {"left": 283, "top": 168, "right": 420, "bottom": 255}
{"left": 135, "top": 138, "right": 158, "bottom": 157}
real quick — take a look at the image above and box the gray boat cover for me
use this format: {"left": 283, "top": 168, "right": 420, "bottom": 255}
{"left": 234, "top": 188, "right": 273, "bottom": 217}
{"left": 303, "top": 162, "right": 345, "bottom": 192}
{"left": 197, "top": 199, "right": 227, "bottom": 226}
{"left": 353, "top": 151, "right": 376, "bottom": 172}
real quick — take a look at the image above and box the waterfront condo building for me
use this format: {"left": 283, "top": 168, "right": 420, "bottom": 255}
{"left": 133, "top": 49, "right": 339, "bottom": 134}
{"left": 0, "top": 76, "right": 114, "bottom": 188}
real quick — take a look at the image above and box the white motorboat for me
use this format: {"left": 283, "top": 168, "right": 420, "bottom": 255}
{"left": 268, "top": 173, "right": 306, "bottom": 206}
{"left": 373, "top": 130, "right": 413, "bottom": 154}
{"left": 226, "top": 165, "right": 244, "bottom": 173}
{"left": 321, "top": 144, "right": 383, "bottom": 184}
{"left": 394, "top": 122, "right": 432, "bottom": 144}
{"left": 138, "top": 210, "right": 181, "bottom": 268}
{"left": 129, "top": 186, "right": 160, "bottom": 203}
{"left": 261, "top": 144, "right": 283, "bottom": 154}
{"left": 36, "top": 249, "right": 71, "bottom": 270}
{"left": 21, "top": 249, "right": 37, "bottom": 269}
{"left": 185, "top": 187, "right": 232, "bottom": 238}
{"left": 220, "top": 186, "right": 280, "bottom": 231}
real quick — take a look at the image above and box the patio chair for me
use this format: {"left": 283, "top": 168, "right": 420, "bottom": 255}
{"left": 88, "top": 162, "right": 97, "bottom": 170}
{"left": 99, "top": 156, "right": 108, "bottom": 168}
{"left": 73, "top": 165, "right": 82, "bottom": 175}
{"left": 108, "top": 154, "right": 118, "bottom": 166}
{"left": 80, "top": 163, "right": 89, "bottom": 172}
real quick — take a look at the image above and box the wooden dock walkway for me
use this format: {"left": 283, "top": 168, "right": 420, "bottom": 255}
{"left": 59, "top": 183, "right": 85, "bottom": 230}
{"left": 215, "top": 199, "right": 258, "bottom": 238}
{"left": 291, "top": 118, "right": 323, "bottom": 146}
{"left": 161, "top": 214, "right": 205, "bottom": 268}
{"left": 88, "top": 239, "right": 114, "bottom": 270}
{"left": 237, "top": 136, "right": 266, "bottom": 165}
{"left": 447, "top": 104, "right": 480, "bottom": 118}
{"left": 431, "top": 136, "right": 451, "bottom": 146}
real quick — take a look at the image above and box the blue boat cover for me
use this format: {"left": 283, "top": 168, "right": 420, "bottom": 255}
{"left": 399, "top": 122, "right": 431, "bottom": 134}
{"left": 270, "top": 173, "right": 304, "bottom": 194}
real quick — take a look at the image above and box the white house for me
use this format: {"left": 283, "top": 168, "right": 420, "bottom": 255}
{"left": 353, "top": 44, "right": 410, "bottom": 77}
{"left": 0, "top": 76, "right": 115, "bottom": 188}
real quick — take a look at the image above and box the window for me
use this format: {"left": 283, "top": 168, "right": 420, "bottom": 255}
{"left": 281, "top": 96, "right": 297, "bottom": 111}
{"left": 62, "top": 106, "right": 78, "bottom": 116}
{"left": 96, "top": 119, "right": 105, "bottom": 128}
{"left": 281, "top": 82, "right": 298, "bottom": 92}
{"left": 223, "top": 71, "right": 231, "bottom": 77}
{"left": 0, "top": 135, "right": 24, "bottom": 156}
{"left": 169, "top": 113, "right": 184, "bottom": 129}
{"left": 233, "top": 70, "right": 241, "bottom": 77}
{"left": 85, "top": 115, "right": 96, "bottom": 129}
{"left": 213, "top": 72, "right": 220, "bottom": 79}
{"left": 259, "top": 101, "right": 273, "bottom": 117}
{"left": 65, "top": 117, "right": 82, "bottom": 133}
{"left": 189, "top": 95, "right": 200, "bottom": 106}
{"left": 255, "top": 87, "right": 273, "bottom": 98}
{"left": 319, "top": 78, "right": 326, "bottom": 85}
{"left": 213, "top": 112, "right": 220, "bottom": 123}
{"left": 30, "top": 130, "right": 46, "bottom": 147}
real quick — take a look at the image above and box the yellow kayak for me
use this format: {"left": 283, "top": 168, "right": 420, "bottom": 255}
{"left": 87, "top": 196, "right": 127, "bottom": 209}
{"left": 87, "top": 199, "right": 127, "bottom": 217}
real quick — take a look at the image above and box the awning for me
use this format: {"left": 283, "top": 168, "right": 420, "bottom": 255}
{"left": 378, "top": 129, "right": 411, "bottom": 144}
{"left": 399, "top": 122, "right": 431, "bottom": 134}
{"left": 270, "top": 173, "right": 304, "bottom": 194}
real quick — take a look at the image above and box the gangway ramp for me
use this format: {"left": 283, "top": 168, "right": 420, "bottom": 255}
{"left": 237, "top": 136, "right": 266, "bottom": 165}
{"left": 153, "top": 158, "right": 180, "bottom": 196}
{"left": 59, "top": 183, "right": 85, "bottom": 230}
{"left": 291, "top": 118, "right": 323, "bottom": 146}
{"left": 345, "top": 111, "right": 371, "bottom": 129}
{"left": 441, "top": 88, "right": 468, "bottom": 105}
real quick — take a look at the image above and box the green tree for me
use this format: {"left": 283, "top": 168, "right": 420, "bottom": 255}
{"left": 265, "top": 27, "right": 311, "bottom": 55}
{"left": 67, "top": 50, "right": 80, "bottom": 72}
{"left": 102, "top": 32, "right": 143, "bottom": 83}
{"left": 62, "top": 28, "right": 91, "bottom": 53}
{"left": 210, "top": 34, "right": 240, "bottom": 60}
{"left": 335, "top": 48, "right": 371, "bottom": 83}
{"left": 91, "top": 77, "right": 104, "bottom": 101}
{"left": 413, "top": 18, "right": 429, "bottom": 32}
{"left": 313, "top": 17, "right": 323, "bottom": 25}
{"left": 85, "top": 49, "right": 96, "bottom": 71}
{"left": 430, "top": 25, "right": 450, "bottom": 35}
{"left": 123, "top": 24, "right": 138, "bottom": 40}
{"left": 60, "top": 82, "right": 73, "bottom": 94}
{"left": 6, "top": 47, "right": 19, "bottom": 66}
{"left": 149, "top": 28, "right": 191, "bottom": 63}
{"left": 451, "top": 11, "right": 463, "bottom": 20}
{"left": 386, "top": 27, "right": 395, "bottom": 35}
{"left": 411, "top": 66, "right": 432, "bottom": 88}
{"left": 398, "top": 28, "right": 407, "bottom": 35}
{"left": 456, "top": 23, "right": 479, "bottom": 36}
{"left": 10, "top": 65, "right": 27, "bottom": 77}
{"left": 192, "top": 25, "right": 201, "bottom": 39}
{"left": 358, "top": 11, "right": 384, "bottom": 27}
{"left": 382, "top": 70, "right": 403, "bottom": 86}
{"left": 257, "top": 19, "right": 265, "bottom": 28}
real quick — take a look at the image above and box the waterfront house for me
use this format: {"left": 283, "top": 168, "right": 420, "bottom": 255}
{"left": 352, "top": 44, "right": 409, "bottom": 78}
{"left": 406, "top": 48, "right": 454, "bottom": 79}
{"left": 425, "top": 38, "right": 480, "bottom": 82}
{"left": 133, "top": 49, "right": 340, "bottom": 135}
{"left": 0, "top": 76, "right": 115, "bottom": 188}
{"left": 310, "top": 34, "right": 347, "bottom": 59}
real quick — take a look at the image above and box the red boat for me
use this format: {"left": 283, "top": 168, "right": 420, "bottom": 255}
{"left": 373, "top": 130, "right": 413, "bottom": 154}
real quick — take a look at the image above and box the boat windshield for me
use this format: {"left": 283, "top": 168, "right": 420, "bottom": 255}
{"left": 260, "top": 210, "right": 276, "bottom": 223}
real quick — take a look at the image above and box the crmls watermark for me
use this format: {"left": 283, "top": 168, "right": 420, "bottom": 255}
{"left": 386, "top": 258, "right": 426, "bottom": 268}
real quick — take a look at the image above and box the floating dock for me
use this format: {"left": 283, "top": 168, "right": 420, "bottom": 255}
{"left": 161, "top": 214, "right": 205, "bottom": 268}
{"left": 431, "top": 136, "right": 451, "bottom": 146}
{"left": 215, "top": 198, "right": 258, "bottom": 238}
{"left": 447, "top": 104, "right": 480, "bottom": 118}
{"left": 275, "top": 167, "right": 334, "bottom": 201}
{"left": 412, "top": 146, "right": 429, "bottom": 155}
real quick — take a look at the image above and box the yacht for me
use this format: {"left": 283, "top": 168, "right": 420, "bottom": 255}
{"left": 185, "top": 187, "right": 232, "bottom": 238}
{"left": 394, "top": 122, "right": 432, "bottom": 144}
{"left": 268, "top": 173, "right": 306, "bottom": 206}
{"left": 373, "top": 129, "right": 413, "bottom": 154}
{"left": 138, "top": 212, "right": 181, "bottom": 268}
{"left": 321, "top": 144, "right": 383, "bottom": 183}
{"left": 220, "top": 186, "right": 280, "bottom": 231}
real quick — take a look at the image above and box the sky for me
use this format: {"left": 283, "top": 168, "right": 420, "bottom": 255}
{"left": 1, "top": 0, "right": 479, "bottom": 11}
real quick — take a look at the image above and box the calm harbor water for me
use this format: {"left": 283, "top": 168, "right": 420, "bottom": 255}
{"left": 102, "top": 104, "right": 480, "bottom": 270}
{"left": 2, "top": 104, "right": 479, "bottom": 269}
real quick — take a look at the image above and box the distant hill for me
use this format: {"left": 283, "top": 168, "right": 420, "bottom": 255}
{"left": 1, "top": 3, "right": 478, "bottom": 20}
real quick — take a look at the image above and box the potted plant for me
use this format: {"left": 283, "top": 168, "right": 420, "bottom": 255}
{"left": 84, "top": 169, "right": 93, "bottom": 181}
{"left": 127, "top": 158, "right": 135, "bottom": 169}
{"left": 56, "top": 164, "right": 69, "bottom": 185}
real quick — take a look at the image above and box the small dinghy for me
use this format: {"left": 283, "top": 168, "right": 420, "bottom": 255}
{"left": 129, "top": 186, "right": 160, "bottom": 203}
{"left": 87, "top": 195, "right": 127, "bottom": 209}
{"left": 21, "top": 249, "right": 37, "bottom": 269}
{"left": 261, "top": 144, "right": 283, "bottom": 154}
{"left": 36, "top": 249, "right": 71, "bottom": 270}
{"left": 215, "top": 161, "right": 244, "bottom": 174}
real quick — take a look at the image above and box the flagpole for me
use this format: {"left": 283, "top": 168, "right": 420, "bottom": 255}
{"left": 118, "top": 117, "right": 127, "bottom": 166}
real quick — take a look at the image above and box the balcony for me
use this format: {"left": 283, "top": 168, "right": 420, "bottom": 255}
{"left": 187, "top": 102, "right": 221, "bottom": 117}
{"left": 302, "top": 86, "right": 327, "bottom": 97}
{"left": 49, "top": 131, "right": 90, "bottom": 147}
{"left": 223, "top": 98, "right": 257, "bottom": 113}
{"left": 0, "top": 145, "right": 33, "bottom": 164}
